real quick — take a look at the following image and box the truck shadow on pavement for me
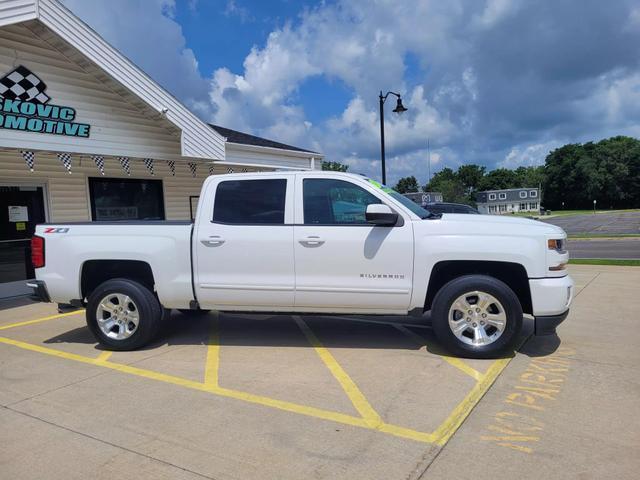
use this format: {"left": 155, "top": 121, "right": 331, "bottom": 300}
{"left": 41, "top": 310, "right": 558, "bottom": 359}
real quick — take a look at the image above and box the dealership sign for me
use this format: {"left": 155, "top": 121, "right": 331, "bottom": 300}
{"left": 0, "top": 66, "right": 90, "bottom": 138}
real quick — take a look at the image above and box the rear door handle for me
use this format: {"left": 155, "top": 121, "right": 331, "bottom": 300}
{"left": 299, "top": 235, "right": 325, "bottom": 247}
{"left": 201, "top": 235, "right": 225, "bottom": 247}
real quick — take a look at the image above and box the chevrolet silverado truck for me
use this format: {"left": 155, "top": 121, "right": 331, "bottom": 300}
{"left": 29, "top": 171, "right": 573, "bottom": 358}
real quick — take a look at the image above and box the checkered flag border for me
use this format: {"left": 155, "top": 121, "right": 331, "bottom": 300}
{"left": 57, "top": 153, "right": 72, "bottom": 174}
{"left": 21, "top": 150, "right": 35, "bottom": 172}
{"left": 167, "top": 160, "right": 176, "bottom": 176}
{"left": 119, "top": 157, "right": 131, "bottom": 176}
{"left": 208, "top": 164, "right": 215, "bottom": 176}
{"left": 0, "top": 65, "right": 50, "bottom": 104}
{"left": 92, "top": 155, "right": 105, "bottom": 175}
{"left": 189, "top": 162, "right": 197, "bottom": 177}
{"left": 227, "top": 167, "right": 234, "bottom": 174}
{"left": 144, "top": 158, "right": 155, "bottom": 176}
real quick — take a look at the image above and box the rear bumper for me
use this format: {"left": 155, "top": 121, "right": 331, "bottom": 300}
{"left": 26, "top": 280, "right": 51, "bottom": 303}
{"left": 534, "top": 309, "right": 569, "bottom": 336}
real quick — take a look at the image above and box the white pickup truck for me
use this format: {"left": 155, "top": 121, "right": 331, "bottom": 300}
{"left": 29, "top": 171, "right": 573, "bottom": 358}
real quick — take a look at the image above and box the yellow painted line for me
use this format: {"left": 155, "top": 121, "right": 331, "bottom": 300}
{"left": 431, "top": 357, "right": 511, "bottom": 445}
{"left": 0, "top": 334, "right": 435, "bottom": 443}
{"left": 204, "top": 311, "right": 220, "bottom": 387}
{"left": 94, "top": 351, "right": 112, "bottom": 363}
{"left": 394, "top": 324, "right": 484, "bottom": 381}
{"left": 293, "top": 316, "right": 382, "bottom": 427}
{"left": 0, "top": 309, "right": 84, "bottom": 331}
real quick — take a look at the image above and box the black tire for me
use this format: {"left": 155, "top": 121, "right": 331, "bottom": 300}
{"left": 86, "top": 278, "right": 162, "bottom": 351}
{"left": 431, "top": 275, "right": 522, "bottom": 359}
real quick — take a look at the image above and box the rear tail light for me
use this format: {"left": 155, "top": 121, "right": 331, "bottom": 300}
{"left": 31, "top": 235, "right": 45, "bottom": 268}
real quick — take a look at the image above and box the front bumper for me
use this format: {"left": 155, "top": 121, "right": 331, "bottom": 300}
{"left": 534, "top": 309, "right": 569, "bottom": 336}
{"left": 26, "top": 280, "right": 51, "bottom": 303}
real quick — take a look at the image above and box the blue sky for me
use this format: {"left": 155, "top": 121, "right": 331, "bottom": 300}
{"left": 63, "top": 0, "right": 640, "bottom": 186}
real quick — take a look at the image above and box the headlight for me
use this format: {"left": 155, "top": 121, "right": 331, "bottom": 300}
{"left": 548, "top": 239, "right": 565, "bottom": 252}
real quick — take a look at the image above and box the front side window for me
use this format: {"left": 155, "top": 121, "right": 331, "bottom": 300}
{"left": 213, "top": 179, "right": 286, "bottom": 224}
{"left": 303, "top": 179, "right": 382, "bottom": 224}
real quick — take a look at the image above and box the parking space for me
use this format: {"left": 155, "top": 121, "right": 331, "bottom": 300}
{"left": 1, "top": 264, "right": 638, "bottom": 479}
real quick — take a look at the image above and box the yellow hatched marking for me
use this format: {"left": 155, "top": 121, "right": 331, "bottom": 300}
{"left": 394, "top": 324, "right": 484, "bottom": 381}
{"left": 204, "top": 311, "right": 220, "bottom": 387}
{"left": 431, "top": 357, "right": 511, "bottom": 445}
{"left": 94, "top": 351, "right": 112, "bottom": 363}
{"left": 293, "top": 315, "right": 382, "bottom": 427}
{"left": 0, "top": 310, "right": 84, "bottom": 331}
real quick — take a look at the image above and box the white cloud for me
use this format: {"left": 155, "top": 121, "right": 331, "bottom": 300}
{"left": 499, "top": 140, "right": 563, "bottom": 169}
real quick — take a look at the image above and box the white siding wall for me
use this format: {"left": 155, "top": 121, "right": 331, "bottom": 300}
{"left": 0, "top": 150, "right": 265, "bottom": 221}
{"left": 0, "top": 23, "right": 185, "bottom": 160}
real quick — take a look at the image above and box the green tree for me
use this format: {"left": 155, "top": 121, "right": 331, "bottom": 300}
{"left": 478, "top": 168, "right": 518, "bottom": 191}
{"left": 457, "top": 164, "right": 486, "bottom": 195}
{"left": 394, "top": 175, "right": 420, "bottom": 193}
{"left": 321, "top": 160, "right": 349, "bottom": 172}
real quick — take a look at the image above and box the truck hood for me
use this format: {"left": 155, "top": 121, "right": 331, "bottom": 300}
{"left": 422, "top": 213, "right": 565, "bottom": 237}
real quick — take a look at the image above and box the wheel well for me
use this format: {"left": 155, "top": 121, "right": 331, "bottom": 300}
{"left": 424, "top": 261, "right": 532, "bottom": 314}
{"left": 81, "top": 260, "right": 155, "bottom": 300}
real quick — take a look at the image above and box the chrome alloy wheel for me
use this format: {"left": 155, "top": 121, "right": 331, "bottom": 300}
{"left": 448, "top": 290, "right": 507, "bottom": 346}
{"left": 96, "top": 293, "right": 140, "bottom": 340}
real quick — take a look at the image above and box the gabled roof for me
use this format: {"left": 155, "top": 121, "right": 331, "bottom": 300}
{"left": 0, "top": 0, "right": 225, "bottom": 160}
{"left": 209, "top": 124, "right": 319, "bottom": 155}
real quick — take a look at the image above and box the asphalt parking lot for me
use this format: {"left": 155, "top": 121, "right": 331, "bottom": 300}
{"left": 541, "top": 210, "right": 640, "bottom": 235}
{"left": 1, "top": 265, "right": 639, "bottom": 479}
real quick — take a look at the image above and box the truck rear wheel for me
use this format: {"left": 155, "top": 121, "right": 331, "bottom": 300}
{"left": 86, "top": 278, "right": 161, "bottom": 351}
{"left": 431, "top": 275, "right": 522, "bottom": 359}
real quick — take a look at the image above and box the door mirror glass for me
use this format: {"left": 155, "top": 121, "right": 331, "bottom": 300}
{"left": 365, "top": 204, "right": 398, "bottom": 226}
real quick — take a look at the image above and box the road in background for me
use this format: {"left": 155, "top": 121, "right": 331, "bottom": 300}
{"left": 541, "top": 211, "right": 640, "bottom": 235}
{"left": 567, "top": 238, "right": 640, "bottom": 259}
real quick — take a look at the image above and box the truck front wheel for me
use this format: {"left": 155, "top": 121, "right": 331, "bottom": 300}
{"left": 86, "top": 278, "right": 162, "bottom": 351}
{"left": 431, "top": 275, "right": 522, "bottom": 359}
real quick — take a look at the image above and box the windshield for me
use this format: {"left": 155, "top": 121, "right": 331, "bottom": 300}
{"left": 366, "top": 179, "right": 433, "bottom": 219}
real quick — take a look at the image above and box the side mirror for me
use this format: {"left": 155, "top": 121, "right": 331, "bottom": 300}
{"left": 366, "top": 204, "right": 398, "bottom": 226}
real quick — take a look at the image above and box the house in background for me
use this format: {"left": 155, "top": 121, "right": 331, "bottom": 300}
{"left": 476, "top": 188, "right": 541, "bottom": 215}
{"left": 404, "top": 192, "right": 444, "bottom": 205}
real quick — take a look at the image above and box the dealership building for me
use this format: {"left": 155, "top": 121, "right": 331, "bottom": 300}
{"left": 0, "top": 0, "right": 321, "bottom": 298}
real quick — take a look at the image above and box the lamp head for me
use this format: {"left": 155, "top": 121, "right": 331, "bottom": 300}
{"left": 392, "top": 96, "right": 408, "bottom": 113}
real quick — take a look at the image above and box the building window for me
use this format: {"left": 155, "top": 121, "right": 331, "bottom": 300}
{"left": 519, "top": 191, "right": 527, "bottom": 198}
{"left": 213, "top": 179, "right": 286, "bottom": 224}
{"left": 530, "top": 202, "right": 538, "bottom": 210}
{"left": 499, "top": 193, "right": 507, "bottom": 200}
{"left": 520, "top": 203, "right": 527, "bottom": 210}
{"left": 499, "top": 204, "right": 507, "bottom": 212}
{"left": 303, "top": 178, "right": 381, "bottom": 224}
{"left": 530, "top": 190, "right": 538, "bottom": 198}
{"left": 89, "top": 177, "right": 165, "bottom": 221}
{"left": 489, "top": 193, "right": 496, "bottom": 200}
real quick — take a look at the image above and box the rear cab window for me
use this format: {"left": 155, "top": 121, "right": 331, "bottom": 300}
{"left": 213, "top": 178, "right": 287, "bottom": 224}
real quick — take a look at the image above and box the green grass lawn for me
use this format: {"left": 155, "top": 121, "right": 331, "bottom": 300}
{"left": 569, "top": 258, "right": 640, "bottom": 266}
{"left": 567, "top": 233, "right": 640, "bottom": 239}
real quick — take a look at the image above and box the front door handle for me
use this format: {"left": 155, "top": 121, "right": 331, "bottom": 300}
{"left": 201, "top": 235, "right": 225, "bottom": 247}
{"left": 299, "top": 235, "right": 325, "bottom": 247}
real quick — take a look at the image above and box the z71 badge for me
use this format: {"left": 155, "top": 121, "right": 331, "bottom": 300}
{"left": 43, "top": 227, "right": 69, "bottom": 233}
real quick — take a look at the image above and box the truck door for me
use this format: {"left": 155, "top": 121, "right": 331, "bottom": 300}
{"left": 293, "top": 176, "right": 414, "bottom": 311}
{"left": 194, "top": 175, "right": 295, "bottom": 309}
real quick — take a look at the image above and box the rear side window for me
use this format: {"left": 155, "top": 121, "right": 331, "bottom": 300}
{"left": 213, "top": 179, "right": 286, "bottom": 224}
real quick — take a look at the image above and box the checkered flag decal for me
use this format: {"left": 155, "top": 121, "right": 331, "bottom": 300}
{"left": 227, "top": 167, "right": 234, "bottom": 173}
{"left": 92, "top": 155, "right": 105, "bottom": 175}
{"left": 189, "top": 162, "right": 197, "bottom": 177}
{"left": 57, "top": 153, "right": 72, "bottom": 174}
{"left": 21, "top": 150, "right": 35, "bottom": 172}
{"left": 167, "top": 160, "right": 176, "bottom": 176}
{"left": 119, "top": 157, "right": 131, "bottom": 176}
{"left": 144, "top": 158, "right": 155, "bottom": 176}
{"left": 242, "top": 168, "right": 248, "bottom": 172}
{"left": 0, "top": 65, "right": 50, "bottom": 104}
{"left": 208, "top": 164, "right": 215, "bottom": 176}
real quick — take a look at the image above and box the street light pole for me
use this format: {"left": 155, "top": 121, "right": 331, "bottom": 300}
{"left": 378, "top": 91, "right": 407, "bottom": 185}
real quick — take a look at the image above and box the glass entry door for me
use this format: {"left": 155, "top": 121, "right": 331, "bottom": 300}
{"left": 0, "top": 185, "right": 46, "bottom": 298}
